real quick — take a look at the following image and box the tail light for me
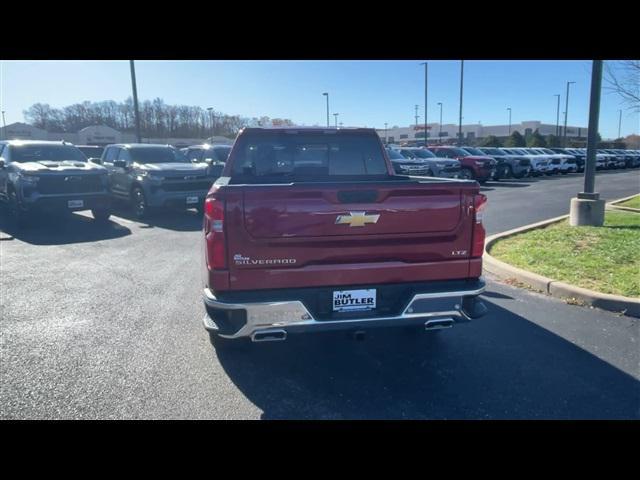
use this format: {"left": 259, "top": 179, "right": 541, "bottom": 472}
{"left": 471, "top": 193, "right": 487, "bottom": 258}
{"left": 204, "top": 196, "right": 226, "bottom": 270}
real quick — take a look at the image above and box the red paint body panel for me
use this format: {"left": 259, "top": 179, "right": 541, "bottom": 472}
{"left": 204, "top": 128, "right": 485, "bottom": 294}
{"left": 427, "top": 146, "right": 495, "bottom": 180}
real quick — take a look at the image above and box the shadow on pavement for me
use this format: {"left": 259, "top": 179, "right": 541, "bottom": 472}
{"left": 214, "top": 300, "right": 639, "bottom": 419}
{"left": 110, "top": 202, "right": 203, "bottom": 232}
{"left": 0, "top": 209, "right": 131, "bottom": 246}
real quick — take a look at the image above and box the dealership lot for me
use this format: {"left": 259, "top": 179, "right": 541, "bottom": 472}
{"left": 1, "top": 169, "right": 639, "bottom": 419}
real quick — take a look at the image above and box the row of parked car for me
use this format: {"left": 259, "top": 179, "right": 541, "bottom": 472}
{"left": 0, "top": 140, "right": 230, "bottom": 225}
{"left": 2, "top": 137, "right": 638, "bottom": 226}
{"left": 386, "top": 144, "right": 640, "bottom": 183}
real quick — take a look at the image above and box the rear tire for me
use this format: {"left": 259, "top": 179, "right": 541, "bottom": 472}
{"left": 131, "top": 187, "right": 148, "bottom": 220}
{"left": 92, "top": 207, "right": 112, "bottom": 223}
{"left": 8, "top": 189, "right": 28, "bottom": 228}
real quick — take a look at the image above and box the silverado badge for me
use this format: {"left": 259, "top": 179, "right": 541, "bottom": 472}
{"left": 335, "top": 211, "right": 380, "bottom": 227}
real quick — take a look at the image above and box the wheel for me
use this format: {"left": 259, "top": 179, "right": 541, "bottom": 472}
{"left": 91, "top": 207, "right": 112, "bottom": 223}
{"left": 459, "top": 168, "right": 474, "bottom": 180}
{"left": 8, "top": 189, "right": 28, "bottom": 228}
{"left": 131, "top": 187, "right": 148, "bottom": 219}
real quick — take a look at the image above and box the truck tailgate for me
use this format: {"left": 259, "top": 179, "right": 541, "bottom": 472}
{"left": 221, "top": 180, "right": 479, "bottom": 290}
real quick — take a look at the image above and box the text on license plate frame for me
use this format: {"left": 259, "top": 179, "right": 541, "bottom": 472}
{"left": 67, "top": 200, "right": 84, "bottom": 208}
{"left": 333, "top": 289, "right": 377, "bottom": 312}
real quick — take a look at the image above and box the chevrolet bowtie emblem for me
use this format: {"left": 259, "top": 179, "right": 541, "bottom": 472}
{"left": 335, "top": 211, "right": 380, "bottom": 227}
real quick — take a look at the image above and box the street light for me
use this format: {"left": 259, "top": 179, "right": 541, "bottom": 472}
{"left": 420, "top": 62, "right": 428, "bottom": 145}
{"left": 437, "top": 102, "right": 443, "bottom": 143}
{"left": 334, "top": 113, "right": 339, "bottom": 128}
{"left": 563, "top": 81, "right": 576, "bottom": 147}
{"left": 384, "top": 122, "right": 388, "bottom": 144}
{"left": 458, "top": 60, "right": 464, "bottom": 146}
{"left": 507, "top": 107, "right": 512, "bottom": 135}
{"left": 414, "top": 104, "right": 420, "bottom": 127}
{"left": 129, "top": 60, "right": 142, "bottom": 143}
{"left": 618, "top": 109, "right": 622, "bottom": 139}
{"left": 1, "top": 111, "right": 5, "bottom": 140}
{"left": 322, "top": 93, "right": 329, "bottom": 127}
{"left": 554, "top": 94, "right": 561, "bottom": 137}
{"left": 207, "top": 107, "right": 214, "bottom": 137}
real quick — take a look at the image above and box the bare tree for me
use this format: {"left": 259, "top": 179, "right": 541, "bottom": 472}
{"left": 604, "top": 60, "right": 640, "bottom": 112}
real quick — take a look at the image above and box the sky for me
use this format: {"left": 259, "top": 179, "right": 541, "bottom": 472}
{"left": 0, "top": 60, "right": 637, "bottom": 139}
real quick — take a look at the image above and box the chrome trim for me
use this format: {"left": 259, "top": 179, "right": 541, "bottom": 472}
{"left": 203, "top": 278, "right": 485, "bottom": 339}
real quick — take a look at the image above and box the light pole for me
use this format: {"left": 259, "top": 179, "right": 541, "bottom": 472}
{"left": 1, "top": 111, "right": 5, "bottom": 140}
{"left": 618, "top": 109, "right": 622, "bottom": 139}
{"left": 554, "top": 94, "right": 561, "bottom": 137}
{"left": 334, "top": 113, "right": 339, "bottom": 127}
{"left": 569, "top": 61, "right": 604, "bottom": 227}
{"left": 563, "top": 81, "right": 576, "bottom": 147}
{"left": 414, "top": 105, "right": 419, "bottom": 127}
{"left": 420, "top": 62, "right": 428, "bottom": 145}
{"left": 322, "top": 93, "right": 329, "bottom": 127}
{"left": 437, "top": 102, "right": 443, "bottom": 144}
{"left": 384, "top": 122, "right": 388, "bottom": 144}
{"left": 507, "top": 107, "right": 512, "bottom": 135}
{"left": 207, "top": 107, "right": 214, "bottom": 138}
{"left": 129, "top": 60, "right": 142, "bottom": 143}
{"left": 458, "top": 60, "right": 464, "bottom": 146}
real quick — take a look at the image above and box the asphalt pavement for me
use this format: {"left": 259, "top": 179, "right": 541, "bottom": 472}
{"left": 1, "top": 169, "right": 639, "bottom": 419}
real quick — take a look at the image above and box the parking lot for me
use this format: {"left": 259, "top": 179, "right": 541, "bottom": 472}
{"left": 1, "top": 169, "right": 639, "bottom": 419}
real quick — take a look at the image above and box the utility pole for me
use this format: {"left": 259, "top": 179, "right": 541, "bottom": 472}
{"left": 322, "top": 93, "right": 329, "bottom": 127}
{"left": 618, "top": 109, "right": 622, "bottom": 139}
{"left": 458, "top": 60, "right": 464, "bottom": 146}
{"left": 437, "top": 102, "right": 443, "bottom": 144}
{"left": 414, "top": 104, "right": 419, "bottom": 127}
{"left": 334, "top": 113, "right": 339, "bottom": 127}
{"left": 569, "top": 61, "right": 604, "bottom": 227}
{"left": 507, "top": 107, "right": 512, "bottom": 135}
{"left": 1, "top": 111, "right": 5, "bottom": 140}
{"left": 129, "top": 60, "right": 142, "bottom": 143}
{"left": 563, "top": 81, "right": 576, "bottom": 147}
{"left": 207, "top": 107, "right": 214, "bottom": 138}
{"left": 384, "top": 122, "right": 388, "bottom": 144}
{"left": 420, "top": 62, "right": 428, "bottom": 145}
{"left": 554, "top": 94, "right": 561, "bottom": 137}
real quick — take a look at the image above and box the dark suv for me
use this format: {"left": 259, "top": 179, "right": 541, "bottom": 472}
{"left": 0, "top": 140, "right": 112, "bottom": 225}
{"left": 181, "top": 143, "right": 232, "bottom": 178}
{"left": 99, "top": 143, "right": 218, "bottom": 218}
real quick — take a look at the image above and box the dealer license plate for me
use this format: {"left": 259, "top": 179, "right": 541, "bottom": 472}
{"left": 67, "top": 200, "right": 84, "bottom": 208}
{"left": 333, "top": 289, "right": 376, "bottom": 312}
{"left": 186, "top": 196, "right": 199, "bottom": 204}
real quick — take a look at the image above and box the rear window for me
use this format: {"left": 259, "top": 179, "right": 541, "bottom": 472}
{"left": 230, "top": 131, "right": 388, "bottom": 182}
{"left": 129, "top": 147, "right": 188, "bottom": 164}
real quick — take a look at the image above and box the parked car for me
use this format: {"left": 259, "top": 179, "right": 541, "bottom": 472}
{"left": 76, "top": 145, "right": 105, "bottom": 160}
{"left": 602, "top": 149, "right": 628, "bottom": 169}
{"left": 202, "top": 127, "right": 488, "bottom": 347}
{"left": 549, "top": 148, "right": 585, "bottom": 172}
{"left": 533, "top": 148, "right": 577, "bottom": 174}
{"left": 426, "top": 146, "right": 495, "bottom": 183}
{"left": 0, "top": 140, "right": 112, "bottom": 225}
{"left": 521, "top": 148, "right": 560, "bottom": 175}
{"left": 386, "top": 147, "right": 432, "bottom": 176}
{"left": 501, "top": 148, "right": 550, "bottom": 176}
{"left": 397, "top": 147, "right": 461, "bottom": 178}
{"left": 596, "top": 149, "right": 619, "bottom": 169}
{"left": 100, "top": 143, "right": 218, "bottom": 218}
{"left": 476, "top": 147, "right": 531, "bottom": 179}
{"left": 182, "top": 144, "right": 232, "bottom": 178}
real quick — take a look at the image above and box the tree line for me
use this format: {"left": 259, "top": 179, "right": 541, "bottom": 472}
{"left": 23, "top": 98, "right": 295, "bottom": 139}
{"left": 476, "top": 130, "right": 629, "bottom": 149}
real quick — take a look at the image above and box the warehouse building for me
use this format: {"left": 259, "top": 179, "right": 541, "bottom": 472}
{"left": 376, "top": 120, "right": 587, "bottom": 144}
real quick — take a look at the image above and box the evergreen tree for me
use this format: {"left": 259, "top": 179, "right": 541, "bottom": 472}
{"left": 504, "top": 131, "right": 526, "bottom": 147}
{"left": 480, "top": 135, "right": 502, "bottom": 147}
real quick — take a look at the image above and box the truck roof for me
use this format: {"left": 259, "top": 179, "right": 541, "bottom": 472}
{"left": 0, "top": 140, "right": 71, "bottom": 146}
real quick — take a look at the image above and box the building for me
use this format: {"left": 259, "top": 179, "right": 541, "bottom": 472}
{"left": 0, "top": 122, "right": 228, "bottom": 147}
{"left": 376, "top": 120, "right": 588, "bottom": 144}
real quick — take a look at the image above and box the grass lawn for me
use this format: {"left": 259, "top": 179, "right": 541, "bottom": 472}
{"left": 489, "top": 210, "right": 640, "bottom": 298}
{"left": 617, "top": 195, "right": 640, "bottom": 209}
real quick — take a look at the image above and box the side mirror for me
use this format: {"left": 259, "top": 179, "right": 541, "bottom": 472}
{"left": 114, "top": 159, "right": 127, "bottom": 169}
{"left": 89, "top": 157, "right": 102, "bottom": 164}
{"left": 0, "top": 158, "right": 5, "bottom": 169}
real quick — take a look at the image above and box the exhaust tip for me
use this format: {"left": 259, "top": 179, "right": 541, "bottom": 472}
{"left": 424, "top": 318, "right": 454, "bottom": 330}
{"left": 251, "top": 329, "right": 287, "bottom": 342}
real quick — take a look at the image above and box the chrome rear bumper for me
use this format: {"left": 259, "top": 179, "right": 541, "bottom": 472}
{"left": 203, "top": 278, "right": 486, "bottom": 340}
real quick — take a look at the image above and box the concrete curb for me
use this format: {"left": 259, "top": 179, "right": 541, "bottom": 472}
{"left": 608, "top": 194, "right": 640, "bottom": 213}
{"left": 484, "top": 210, "right": 640, "bottom": 318}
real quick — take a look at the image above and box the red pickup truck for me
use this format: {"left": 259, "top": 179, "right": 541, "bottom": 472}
{"left": 202, "top": 127, "right": 487, "bottom": 347}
